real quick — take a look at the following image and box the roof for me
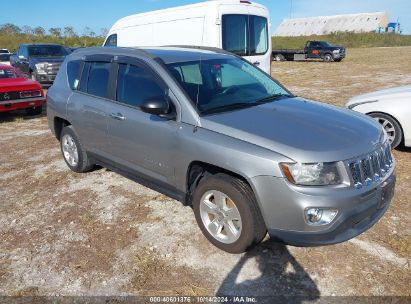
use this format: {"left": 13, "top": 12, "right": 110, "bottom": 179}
{"left": 274, "top": 12, "right": 388, "bottom": 37}
{"left": 69, "top": 46, "right": 234, "bottom": 64}
{"left": 20, "top": 43, "right": 65, "bottom": 47}
{"left": 112, "top": 0, "right": 267, "bottom": 31}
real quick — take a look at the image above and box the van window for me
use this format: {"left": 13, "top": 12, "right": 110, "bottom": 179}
{"left": 104, "top": 34, "right": 117, "bottom": 47}
{"left": 116, "top": 63, "right": 164, "bottom": 108}
{"left": 251, "top": 16, "right": 268, "bottom": 55}
{"left": 222, "top": 15, "right": 248, "bottom": 56}
{"left": 67, "top": 61, "right": 82, "bottom": 90}
{"left": 79, "top": 62, "right": 111, "bottom": 98}
{"left": 222, "top": 15, "right": 268, "bottom": 56}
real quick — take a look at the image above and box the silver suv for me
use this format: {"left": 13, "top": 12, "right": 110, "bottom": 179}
{"left": 47, "top": 47, "right": 396, "bottom": 253}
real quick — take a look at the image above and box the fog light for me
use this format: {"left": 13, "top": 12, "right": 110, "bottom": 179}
{"left": 305, "top": 208, "right": 337, "bottom": 226}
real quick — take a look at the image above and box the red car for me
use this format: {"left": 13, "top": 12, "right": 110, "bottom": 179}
{"left": 0, "top": 64, "right": 45, "bottom": 115}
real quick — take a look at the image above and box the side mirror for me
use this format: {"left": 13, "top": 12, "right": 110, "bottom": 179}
{"left": 140, "top": 97, "right": 172, "bottom": 117}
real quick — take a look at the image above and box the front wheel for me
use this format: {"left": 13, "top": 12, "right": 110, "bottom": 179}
{"left": 60, "top": 125, "right": 94, "bottom": 173}
{"left": 192, "top": 174, "right": 266, "bottom": 253}
{"left": 369, "top": 113, "right": 403, "bottom": 149}
{"left": 274, "top": 54, "right": 285, "bottom": 62}
{"left": 323, "top": 53, "right": 333, "bottom": 62}
{"left": 30, "top": 72, "right": 37, "bottom": 81}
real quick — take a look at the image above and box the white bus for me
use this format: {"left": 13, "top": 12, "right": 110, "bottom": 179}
{"left": 104, "top": 0, "right": 272, "bottom": 74}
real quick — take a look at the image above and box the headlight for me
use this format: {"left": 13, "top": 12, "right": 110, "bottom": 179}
{"left": 333, "top": 49, "right": 340, "bottom": 53}
{"left": 280, "top": 162, "right": 345, "bottom": 186}
{"left": 35, "top": 63, "right": 47, "bottom": 72}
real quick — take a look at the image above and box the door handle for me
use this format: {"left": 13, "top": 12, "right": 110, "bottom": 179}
{"left": 253, "top": 61, "right": 260, "bottom": 66}
{"left": 109, "top": 112, "right": 125, "bottom": 121}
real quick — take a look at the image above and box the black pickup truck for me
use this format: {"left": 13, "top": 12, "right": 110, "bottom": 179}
{"left": 272, "top": 41, "right": 346, "bottom": 62}
{"left": 10, "top": 44, "right": 67, "bottom": 87}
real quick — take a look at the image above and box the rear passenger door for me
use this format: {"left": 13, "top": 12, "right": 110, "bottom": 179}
{"left": 66, "top": 55, "right": 114, "bottom": 156}
{"left": 105, "top": 57, "right": 179, "bottom": 185}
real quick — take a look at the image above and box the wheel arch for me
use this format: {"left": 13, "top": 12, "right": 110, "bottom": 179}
{"left": 366, "top": 111, "right": 405, "bottom": 144}
{"left": 185, "top": 161, "right": 253, "bottom": 205}
{"left": 53, "top": 116, "right": 71, "bottom": 140}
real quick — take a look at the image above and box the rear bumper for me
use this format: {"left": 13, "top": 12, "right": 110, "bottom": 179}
{"left": 0, "top": 98, "right": 45, "bottom": 113}
{"left": 250, "top": 170, "right": 396, "bottom": 246}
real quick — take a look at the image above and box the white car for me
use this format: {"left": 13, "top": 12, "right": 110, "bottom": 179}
{"left": 0, "top": 53, "right": 11, "bottom": 65}
{"left": 346, "top": 85, "right": 411, "bottom": 148}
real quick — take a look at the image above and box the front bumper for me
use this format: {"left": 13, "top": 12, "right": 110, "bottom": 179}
{"left": 250, "top": 170, "right": 396, "bottom": 246}
{"left": 333, "top": 52, "right": 346, "bottom": 60}
{"left": 0, "top": 98, "right": 45, "bottom": 113}
{"left": 34, "top": 72, "right": 57, "bottom": 85}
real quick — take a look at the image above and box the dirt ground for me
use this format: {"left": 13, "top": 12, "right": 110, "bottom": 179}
{"left": 0, "top": 47, "right": 410, "bottom": 300}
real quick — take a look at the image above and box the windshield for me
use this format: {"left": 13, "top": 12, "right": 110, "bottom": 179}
{"left": 0, "top": 67, "right": 23, "bottom": 79}
{"left": 0, "top": 54, "right": 11, "bottom": 61}
{"left": 166, "top": 57, "right": 291, "bottom": 115}
{"left": 0, "top": 50, "right": 9, "bottom": 54}
{"left": 28, "top": 45, "right": 67, "bottom": 57}
{"left": 222, "top": 15, "right": 268, "bottom": 56}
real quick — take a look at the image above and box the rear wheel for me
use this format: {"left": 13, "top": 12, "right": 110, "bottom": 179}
{"left": 369, "top": 113, "right": 403, "bottom": 149}
{"left": 60, "top": 125, "right": 94, "bottom": 173}
{"left": 192, "top": 173, "right": 266, "bottom": 253}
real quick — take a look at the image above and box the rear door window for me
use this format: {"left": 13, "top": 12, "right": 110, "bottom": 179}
{"left": 116, "top": 63, "right": 165, "bottom": 108}
{"left": 222, "top": 15, "right": 248, "bottom": 56}
{"left": 78, "top": 61, "right": 111, "bottom": 98}
{"left": 222, "top": 15, "right": 268, "bottom": 56}
{"left": 87, "top": 62, "right": 111, "bottom": 98}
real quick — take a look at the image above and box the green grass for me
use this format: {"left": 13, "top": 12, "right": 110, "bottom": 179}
{"left": 0, "top": 34, "right": 104, "bottom": 52}
{"left": 272, "top": 32, "right": 411, "bottom": 49}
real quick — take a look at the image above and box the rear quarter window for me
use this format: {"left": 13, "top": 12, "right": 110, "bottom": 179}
{"left": 67, "top": 61, "right": 82, "bottom": 90}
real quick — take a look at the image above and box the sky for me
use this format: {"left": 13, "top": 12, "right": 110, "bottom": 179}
{"left": 1, "top": 0, "right": 410, "bottom": 35}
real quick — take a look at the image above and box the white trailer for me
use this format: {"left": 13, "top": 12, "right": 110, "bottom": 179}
{"left": 104, "top": 0, "right": 272, "bottom": 74}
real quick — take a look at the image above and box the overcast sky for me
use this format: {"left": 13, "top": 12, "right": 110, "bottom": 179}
{"left": 1, "top": 0, "right": 410, "bottom": 35}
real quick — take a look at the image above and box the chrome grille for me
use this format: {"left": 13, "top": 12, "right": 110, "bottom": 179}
{"left": 45, "top": 62, "right": 62, "bottom": 75}
{"left": 348, "top": 142, "right": 393, "bottom": 189}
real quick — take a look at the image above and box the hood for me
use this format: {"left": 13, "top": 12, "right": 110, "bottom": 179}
{"left": 0, "top": 78, "right": 41, "bottom": 92}
{"left": 30, "top": 56, "right": 65, "bottom": 64}
{"left": 347, "top": 85, "right": 411, "bottom": 106}
{"left": 200, "top": 97, "right": 382, "bottom": 163}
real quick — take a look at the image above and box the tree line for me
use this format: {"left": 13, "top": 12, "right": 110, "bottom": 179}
{"left": 0, "top": 23, "right": 106, "bottom": 52}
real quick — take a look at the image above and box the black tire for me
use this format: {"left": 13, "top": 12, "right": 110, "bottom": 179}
{"left": 60, "top": 125, "right": 94, "bottom": 173}
{"left": 368, "top": 113, "right": 403, "bottom": 149}
{"left": 323, "top": 53, "right": 333, "bottom": 62}
{"left": 30, "top": 72, "right": 37, "bottom": 81}
{"left": 192, "top": 173, "right": 267, "bottom": 253}
{"left": 274, "top": 54, "right": 285, "bottom": 62}
{"left": 26, "top": 104, "right": 43, "bottom": 116}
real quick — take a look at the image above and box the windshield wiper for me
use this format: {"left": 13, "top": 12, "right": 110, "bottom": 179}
{"left": 254, "top": 93, "right": 292, "bottom": 104}
{"left": 201, "top": 102, "right": 256, "bottom": 115}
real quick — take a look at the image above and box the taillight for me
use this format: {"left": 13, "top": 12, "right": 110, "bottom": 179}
{"left": 20, "top": 90, "right": 42, "bottom": 98}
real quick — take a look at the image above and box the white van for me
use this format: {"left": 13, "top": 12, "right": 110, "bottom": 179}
{"left": 104, "top": 0, "right": 272, "bottom": 74}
